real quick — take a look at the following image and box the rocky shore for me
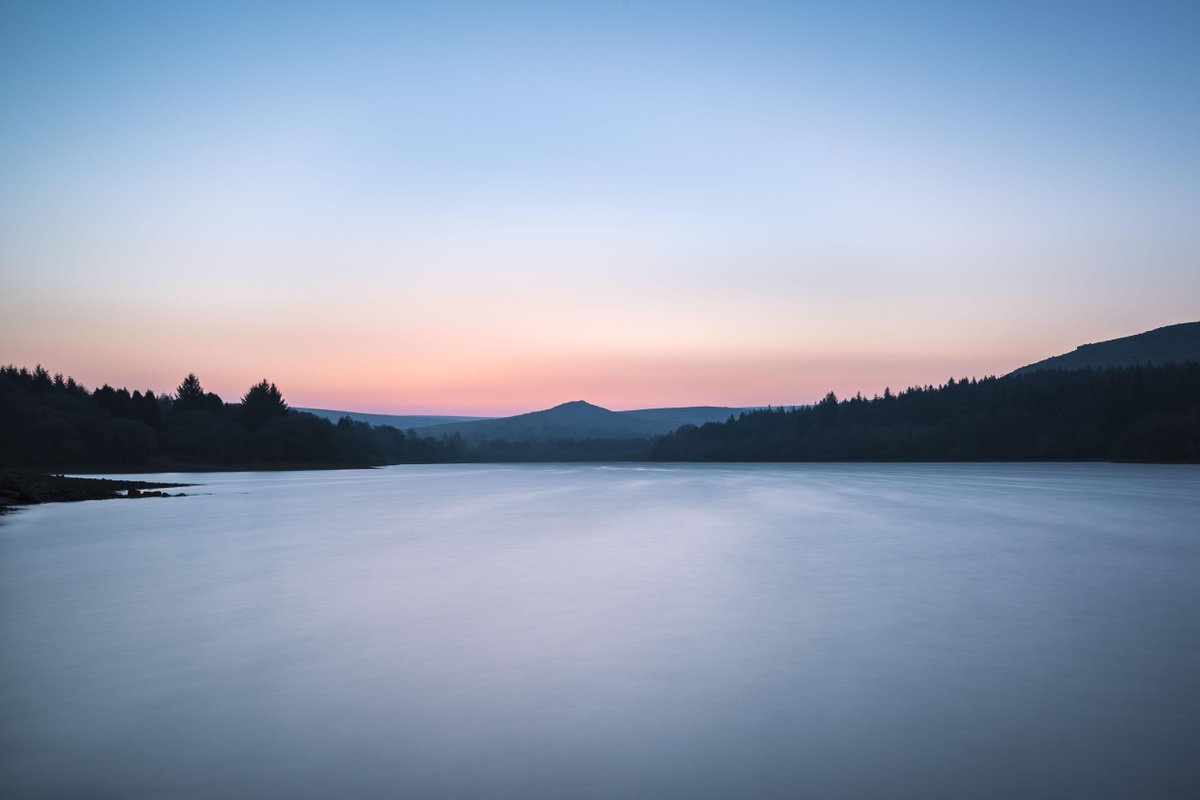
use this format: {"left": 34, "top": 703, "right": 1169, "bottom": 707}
{"left": 0, "top": 470, "right": 190, "bottom": 512}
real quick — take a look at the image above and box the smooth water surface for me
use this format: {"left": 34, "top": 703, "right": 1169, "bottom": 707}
{"left": 2, "top": 464, "right": 1198, "bottom": 798}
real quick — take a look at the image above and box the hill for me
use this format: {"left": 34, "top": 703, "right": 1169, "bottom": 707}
{"left": 618, "top": 406, "right": 743, "bottom": 431}
{"left": 418, "top": 402, "right": 746, "bottom": 442}
{"left": 295, "top": 408, "right": 490, "bottom": 429}
{"left": 419, "top": 401, "right": 657, "bottom": 442}
{"left": 1011, "top": 321, "right": 1200, "bottom": 375}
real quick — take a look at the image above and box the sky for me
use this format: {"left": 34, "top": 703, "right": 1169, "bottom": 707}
{"left": 2, "top": 0, "right": 1198, "bottom": 415}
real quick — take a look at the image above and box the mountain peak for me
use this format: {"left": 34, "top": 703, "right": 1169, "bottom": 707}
{"left": 412, "top": 402, "right": 747, "bottom": 442}
{"left": 551, "top": 400, "right": 608, "bottom": 411}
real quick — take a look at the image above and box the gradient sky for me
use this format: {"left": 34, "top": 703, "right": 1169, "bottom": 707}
{"left": 2, "top": 1, "right": 1198, "bottom": 414}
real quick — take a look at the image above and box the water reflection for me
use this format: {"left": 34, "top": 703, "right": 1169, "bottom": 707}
{"left": 2, "top": 464, "right": 1198, "bottom": 798}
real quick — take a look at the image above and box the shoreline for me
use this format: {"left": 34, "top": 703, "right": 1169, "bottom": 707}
{"left": 0, "top": 470, "right": 192, "bottom": 513}
{"left": 35, "top": 462, "right": 383, "bottom": 475}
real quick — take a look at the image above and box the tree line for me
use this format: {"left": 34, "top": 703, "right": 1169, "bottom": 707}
{"left": 0, "top": 366, "right": 462, "bottom": 468}
{"left": 3, "top": 362, "right": 1197, "bottom": 468}
{"left": 650, "top": 364, "right": 1200, "bottom": 462}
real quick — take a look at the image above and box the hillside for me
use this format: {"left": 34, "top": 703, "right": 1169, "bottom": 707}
{"left": 420, "top": 401, "right": 661, "bottom": 442}
{"left": 417, "top": 402, "right": 748, "bottom": 442}
{"left": 300, "top": 404, "right": 743, "bottom": 438}
{"left": 618, "top": 406, "right": 743, "bottom": 430}
{"left": 296, "top": 408, "right": 490, "bottom": 429}
{"left": 1011, "top": 321, "right": 1200, "bottom": 375}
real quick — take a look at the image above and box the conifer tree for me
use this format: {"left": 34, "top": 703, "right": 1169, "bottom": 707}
{"left": 240, "top": 379, "right": 288, "bottom": 429}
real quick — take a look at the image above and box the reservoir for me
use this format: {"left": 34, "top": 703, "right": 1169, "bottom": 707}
{"left": 2, "top": 464, "right": 1197, "bottom": 798}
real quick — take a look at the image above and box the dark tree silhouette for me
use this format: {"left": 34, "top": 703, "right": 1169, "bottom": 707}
{"left": 138, "top": 389, "right": 162, "bottom": 428}
{"left": 650, "top": 364, "right": 1200, "bottom": 462}
{"left": 173, "top": 373, "right": 222, "bottom": 413}
{"left": 175, "top": 373, "right": 204, "bottom": 405}
{"left": 241, "top": 379, "right": 289, "bottom": 430}
{"left": 31, "top": 365, "right": 52, "bottom": 392}
{"left": 3, "top": 362, "right": 1197, "bottom": 468}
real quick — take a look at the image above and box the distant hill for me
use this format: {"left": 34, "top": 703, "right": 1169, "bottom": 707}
{"left": 1011, "top": 321, "right": 1200, "bottom": 375}
{"left": 419, "top": 401, "right": 657, "bottom": 442}
{"left": 619, "top": 406, "right": 742, "bottom": 431}
{"left": 415, "top": 401, "right": 745, "bottom": 442}
{"left": 295, "top": 408, "right": 490, "bottom": 429}
{"left": 307, "top": 402, "right": 747, "bottom": 441}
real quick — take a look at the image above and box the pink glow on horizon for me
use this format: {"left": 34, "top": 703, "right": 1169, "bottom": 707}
{"left": 5, "top": 298, "right": 1193, "bottom": 416}
{"left": 1, "top": 339, "right": 1039, "bottom": 417}
{"left": 273, "top": 353, "right": 1031, "bottom": 415}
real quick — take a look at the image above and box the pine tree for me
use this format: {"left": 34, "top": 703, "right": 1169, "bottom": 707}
{"left": 240, "top": 379, "right": 288, "bottom": 429}
{"left": 175, "top": 373, "right": 206, "bottom": 411}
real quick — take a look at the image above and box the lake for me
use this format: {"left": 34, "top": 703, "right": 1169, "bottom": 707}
{"left": 1, "top": 463, "right": 1198, "bottom": 798}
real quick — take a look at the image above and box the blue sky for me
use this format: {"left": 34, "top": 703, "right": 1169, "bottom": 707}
{"left": 2, "top": 1, "right": 1197, "bottom": 412}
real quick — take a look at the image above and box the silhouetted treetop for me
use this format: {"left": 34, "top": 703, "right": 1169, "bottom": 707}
{"left": 241, "top": 379, "right": 289, "bottom": 429}
{"left": 176, "top": 373, "right": 203, "bottom": 403}
{"left": 174, "top": 373, "right": 222, "bottom": 413}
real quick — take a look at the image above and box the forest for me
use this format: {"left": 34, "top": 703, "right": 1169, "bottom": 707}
{"left": 650, "top": 363, "right": 1200, "bottom": 462}
{"left": 2, "top": 362, "right": 1198, "bottom": 469}
{"left": 0, "top": 367, "right": 462, "bottom": 468}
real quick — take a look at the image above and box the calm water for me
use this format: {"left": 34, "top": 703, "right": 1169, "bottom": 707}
{"left": 1, "top": 464, "right": 1198, "bottom": 799}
